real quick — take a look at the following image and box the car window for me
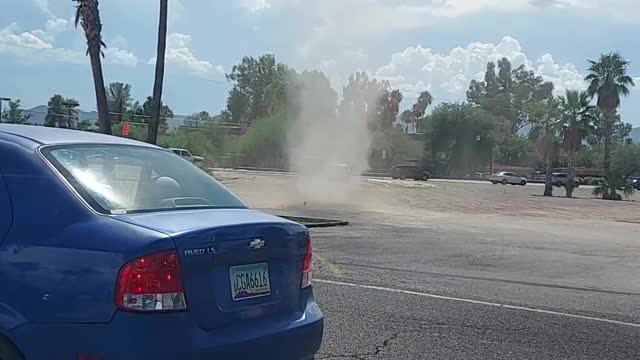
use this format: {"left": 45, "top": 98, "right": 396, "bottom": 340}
{"left": 171, "top": 149, "right": 180, "bottom": 155}
{"left": 42, "top": 145, "right": 246, "bottom": 214}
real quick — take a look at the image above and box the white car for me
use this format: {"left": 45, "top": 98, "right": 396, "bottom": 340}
{"left": 489, "top": 172, "right": 527, "bottom": 186}
{"left": 169, "top": 148, "right": 204, "bottom": 164}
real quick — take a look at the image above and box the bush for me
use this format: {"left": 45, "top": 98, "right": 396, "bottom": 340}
{"left": 226, "top": 115, "right": 289, "bottom": 169}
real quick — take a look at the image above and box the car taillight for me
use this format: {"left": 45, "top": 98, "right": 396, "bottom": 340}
{"left": 301, "top": 234, "right": 313, "bottom": 288}
{"left": 115, "top": 249, "right": 188, "bottom": 312}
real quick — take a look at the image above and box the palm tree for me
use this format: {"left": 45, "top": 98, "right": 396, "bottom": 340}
{"left": 146, "top": 0, "right": 168, "bottom": 144}
{"left": 558, "top": 90, "right": 596, "bottom": 198}
{"left": 529, "top": 98, "right": 562, "bottom": 196}
{"left": 74, "top": 0, "right": 111, "bottom": 135}
{"left": 585, "top": 52, "right": 635, "bottom": 199}
{"left": 45, "top": 95, "right": 80, "bottom": 128}
{"left": 106, "top": 82, "right": 132, "bottom": 124}
{"left": 411, "top": 91, "right": 433, "bottom": 133}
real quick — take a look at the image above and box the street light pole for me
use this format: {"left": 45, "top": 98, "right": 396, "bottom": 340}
{"left": 0, "top": 98, "right": 11, "bottom": 121}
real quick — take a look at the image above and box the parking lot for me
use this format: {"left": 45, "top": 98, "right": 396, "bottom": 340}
{"left": 218, "top": 169, "right": 640, "bottom": 359}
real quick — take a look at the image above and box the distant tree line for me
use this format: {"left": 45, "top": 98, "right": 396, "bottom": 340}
{"left": 5, "top": 49, "right": 637, "bottom": 200}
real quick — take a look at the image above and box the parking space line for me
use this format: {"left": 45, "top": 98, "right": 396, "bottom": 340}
{"left": 315, "top": 279, "right": 640, "bottom": 328}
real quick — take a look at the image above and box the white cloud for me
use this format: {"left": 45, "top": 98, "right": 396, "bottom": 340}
{"left": 241, "top": 0, "right": 273, "bottom": 13}
{"left": 33, "top": 0, "right": 55, "bottom": 18}
{"left": 105, "top": 48, "right": 138, "bottom": 67}
{"left": 110, "top": 35, "right": 129, "bottom": 49}
{"left": 0, "top": 24, "right": 53, "bottom": 50}
{"left": 215, "top": 65, "right": 225, "bottom": 74}
{"left": 148, "top": 33, "right": 216, "bottom": 74}
{"left": 374, "top": 36, "right": 586, "bottom": 101}
{"left": 550, "top": 0, "right": 640, "bottom": 21}
{"left": 0, "top": 22, "right": 137, "bottom": 67}
{"left": 45, "top": 18, "right": 70, "bottom": 33}
{"left": 248, "top": 0, "right": 640, "bottom": 24}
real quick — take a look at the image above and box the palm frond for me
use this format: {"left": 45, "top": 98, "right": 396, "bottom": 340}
{"left": 74, "top": 8, "right": 81, "bottom": 28}
{"left": 592, "top": 185, "right": 606, "bottom": 198}
{"left": 619, "top": 85, "right": 630, "bottom": 97}
{"left": 622, "top": 185, "right": 636, "bottom": 199}
{"left": 618, "top": 75, "right": 635, "bottom": 85}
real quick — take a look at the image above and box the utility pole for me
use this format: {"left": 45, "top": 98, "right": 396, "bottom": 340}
{"left": 0, "top": 98, "right": 10, "bottom": 121}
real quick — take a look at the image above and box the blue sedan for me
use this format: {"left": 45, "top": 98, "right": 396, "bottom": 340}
{"left": 0, "top": 124, "right": 323, "bottom": 360}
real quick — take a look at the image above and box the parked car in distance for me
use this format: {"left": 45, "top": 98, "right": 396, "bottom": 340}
{"left": 629, "top": 177, "right": 640, "bottom": 190}
{"left": 530, "top": 171, "right": 547, "bottom": 181}
{"left": 489, "top": 172, "right": 527, "bottom": 186}
{"left": 0, "top": 124, "right": 323, "bottom": 360}
{"left": 390, "top": 164, "right": 430, "bottom": 181}
{"left": 169, "top": 147, "right": 205, "bottom": 164}
{"left": 335, "top": 163, "right": 352, "bottom": 176}
{"left": 552, "top": 173, "right": 580, "bottom": 188}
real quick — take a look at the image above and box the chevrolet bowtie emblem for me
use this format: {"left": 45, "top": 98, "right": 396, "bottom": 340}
{"left": 249, "top": 238, "right": 265, "bottom": 250}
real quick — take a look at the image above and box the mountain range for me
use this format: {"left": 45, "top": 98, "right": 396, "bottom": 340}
{"left": 21, "top": 106, "right": 186, "bottom": 130}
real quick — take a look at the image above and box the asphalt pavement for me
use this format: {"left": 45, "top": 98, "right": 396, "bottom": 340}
{"left": 309, "top": 219, "right": 640, "bottom": 359}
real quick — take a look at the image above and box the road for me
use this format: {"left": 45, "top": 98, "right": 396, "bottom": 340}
{"left": 310, "top": 221, "right": 640, "bottom": 360}
{"left": 211, "top": 167, "right": 594, "bottom": 188}
{"left": 219, "top": 170, "right": 640, "bottom": 359}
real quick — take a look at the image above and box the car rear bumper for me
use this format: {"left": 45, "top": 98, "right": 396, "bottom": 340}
{"left": 10, "top": 291, "right": 323, "bottom": 360}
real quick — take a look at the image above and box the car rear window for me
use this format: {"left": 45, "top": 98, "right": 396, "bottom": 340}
{"left": 42, "top": 144, "right": 246, "bottom": 214}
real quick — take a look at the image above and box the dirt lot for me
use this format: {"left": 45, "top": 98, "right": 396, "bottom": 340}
{"left": 216, "top": 169, "right": 640, "bottom": 224}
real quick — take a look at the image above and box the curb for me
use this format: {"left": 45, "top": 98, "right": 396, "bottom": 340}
{"left": 277, "top": 216, "right": 350, "bottom": 228}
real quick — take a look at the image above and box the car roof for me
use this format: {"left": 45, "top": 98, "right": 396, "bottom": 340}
{"left": 0, "top": 124, "right": 160, "bottom": 149}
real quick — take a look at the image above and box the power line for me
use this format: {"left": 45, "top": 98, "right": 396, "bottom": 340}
{"left": 18, "top": 108, "right": 249, "bottom": 131}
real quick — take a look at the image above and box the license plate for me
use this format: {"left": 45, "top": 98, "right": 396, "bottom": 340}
{"left": 230, "top": 263, "right": 271, "bottom": 301}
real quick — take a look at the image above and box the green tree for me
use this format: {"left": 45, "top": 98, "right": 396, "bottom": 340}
{"left": 425, "top": 103, "right": 506, "bottom": 176}
{"left": 468, "top": 58, "right": 554, "bottom": 134}
{"left": 574, "top": 145, "right": 603, "bottom": 168}
{"left": 377, "top": 89, "right": 403, "bottom": 130}
{"left": 147, "top": 0, "right": 168, "bottom": 144}
{"left": 529, "top": 98, "right": 562, "bottom": 196}
{"left": 183, "top": 111, "right": 212, "bottom": 128}
{"left": 558, "top": 90, "right": 597, "bottom": 198}
{"left": 77, "top": 119, "right": 93, "bottom": 130}
{"left": 497, "top": 135, "right": 536, "bottom": 166}
{"left": 106, "top": 82, "right": 132, "bottom": 124}
{"left": 585, "top": 52, "right": 635, "bottom": 199}
{"left": 593, "top": 143, "right": 640, "bottom": 199}
{"left": 45, "top": 95, "right": 80, "bottom": 128}
{"left": 130, "top": 96, "right": 173, "bottom": 131}
{"left": 226, "top": 115, "right": 288, "bottom": 168}
{"left": 370, "top": 128, "right": 418, "bottom": 170}
{"left": 338, "top": 72, "right": 388, "bottom": 127}
{"left": 74, "top": 0, "right": 110, "bottom": 134}
{"left": 288, "top": 70, "right": 338, "bottom": 123}
{"left": 1, "top": 99, "right": 32, "bottom": 124}
{"left": 225, "top": 54, "right": 293, "bottom": 124}
{"left": 409, "top": 91, "right": 433, "bottom": 133}
{"left": 586, "top": 112, "right": 632, "bottom": 146}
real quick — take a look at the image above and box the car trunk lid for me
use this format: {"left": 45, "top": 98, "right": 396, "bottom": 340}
{"left": 113, "top": 209, "right": 308, "bottom": 331}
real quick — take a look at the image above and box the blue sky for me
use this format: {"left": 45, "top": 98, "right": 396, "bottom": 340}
{"left": 1, "top": 0, "right": 640, "bottom": 124}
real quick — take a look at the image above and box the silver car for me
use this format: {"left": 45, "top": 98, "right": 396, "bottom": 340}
{"left": 489, "top": 172, "right": 527, "bottom": 186}
{"left": 552, "top": 173, "right": 580, "bottom": 188}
